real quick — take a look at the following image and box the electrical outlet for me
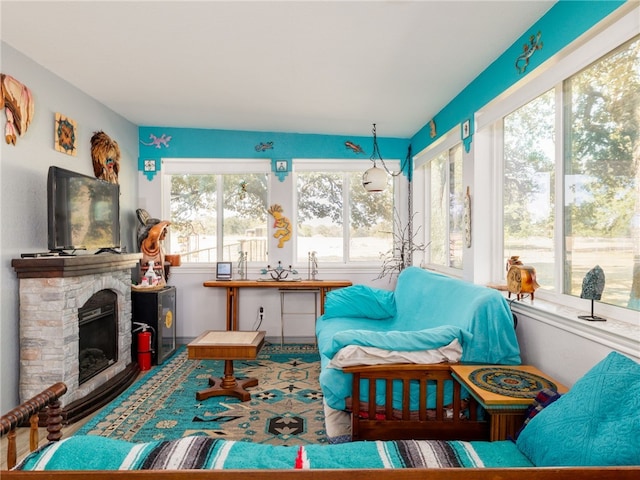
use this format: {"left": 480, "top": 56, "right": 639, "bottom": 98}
{"left": 259, "top": 306, "right": 264, "bottom": 319}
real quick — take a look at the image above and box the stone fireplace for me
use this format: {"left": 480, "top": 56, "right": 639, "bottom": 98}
{"left": 12, "top": 253, "right": 142, "bottom": 422}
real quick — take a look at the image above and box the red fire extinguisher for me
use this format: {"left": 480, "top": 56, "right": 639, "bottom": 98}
{"left": 137, "top": 327, "right": 152, "bottom": 371}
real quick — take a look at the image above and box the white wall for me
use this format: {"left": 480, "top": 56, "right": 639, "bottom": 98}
{"left": 0, "top": 43, "right": 139, "bottom": 412}
{"left": 513, "top": 307, "right": 640, "bottom": 388}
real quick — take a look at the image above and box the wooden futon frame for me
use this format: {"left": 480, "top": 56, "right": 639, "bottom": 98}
{"left": 2, "top": 383, "right": 638, "bottom": 479}
{"left": 343, "top": 363, "right": 489, "bottom": 441}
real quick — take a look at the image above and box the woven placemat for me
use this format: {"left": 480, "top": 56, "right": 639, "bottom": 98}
{"left": 468, "top": 367, "right": 558, "bottom": 398}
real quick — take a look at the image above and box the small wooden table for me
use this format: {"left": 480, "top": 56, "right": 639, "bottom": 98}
{"left": 451, "top": 365, "right": 568, "bottom": 441}
{"left": 187, "top": 330, "right": 265, "bottom": 402}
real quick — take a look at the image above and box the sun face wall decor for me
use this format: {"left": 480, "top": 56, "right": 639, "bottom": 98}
{"left": 90, "top": 130, "right": 120, "bottom": 184}
{"left": 54, "top": 113, "right": 78, "bottom": 156}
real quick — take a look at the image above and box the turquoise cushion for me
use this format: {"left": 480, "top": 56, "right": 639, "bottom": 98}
{"left": 323, "top": 285, "right": 395, "bottom": 320}
{"left": 516, "top": 352, "right": 640, "bottom": 466}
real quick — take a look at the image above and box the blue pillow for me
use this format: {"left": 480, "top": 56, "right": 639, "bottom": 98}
{"left": 323, "top": 285, "right": 395, "bottom": 320}
{"left": 516, "top": 351, "right": 640, "bottom": 466}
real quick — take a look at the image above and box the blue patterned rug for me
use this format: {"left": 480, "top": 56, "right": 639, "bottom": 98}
{"left": 75, "top": 343, "right": 326, "bottom": 445}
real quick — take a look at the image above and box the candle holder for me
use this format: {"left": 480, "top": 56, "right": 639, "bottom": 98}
{"left": 308, "top": 251, "right": 318, "bottom": 280}
{"left": 237, "top": 251, "right": 247, "bottom": 280}
{"left": 261, "top": 261, "right": 298, "bottom": 281}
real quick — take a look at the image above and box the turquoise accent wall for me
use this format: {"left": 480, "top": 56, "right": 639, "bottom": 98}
{"left": 138, "top": 126, "right": 410, "bottom": 180}
{"left": 411, "top": 0, "right": 625, "bottom": 153}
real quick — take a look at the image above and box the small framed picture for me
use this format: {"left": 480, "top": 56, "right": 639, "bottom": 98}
{"left": 54, "top": 113, "right": 78, "bottom": 156}
{"left": 143, "top": 159, "right": 156, "bottom": 172}
{"left": 276, "top": 160, "right": 288, "bottom": 172}
{"left": 461, "top": 119, "right": 471, "bottom": 140}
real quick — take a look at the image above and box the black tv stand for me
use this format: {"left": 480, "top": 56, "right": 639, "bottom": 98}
{"left": 50, "top": 249, "right": 78, "bottom": 256}
{"left": 21, "top": 250, "right": 76, "bottom": 258}
{"left": 21, "top": 252, "right": 58, "bottom": 258}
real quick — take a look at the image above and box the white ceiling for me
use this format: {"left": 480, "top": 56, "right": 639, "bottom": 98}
{"left": 1, "top": 0, "right": 555, "bottom": 138}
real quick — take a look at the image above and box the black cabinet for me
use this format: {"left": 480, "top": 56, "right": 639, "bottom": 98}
{"left": 131, "top": 286, "right": 177, "bottom": 365}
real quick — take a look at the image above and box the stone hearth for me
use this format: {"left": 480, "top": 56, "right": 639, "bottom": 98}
{"left": 12, "top": 254, "right": 141, "bottom": 420}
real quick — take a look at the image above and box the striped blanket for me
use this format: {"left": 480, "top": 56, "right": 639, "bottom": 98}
{"left": 16, "top": 435, "right": 533, "bottom": 470}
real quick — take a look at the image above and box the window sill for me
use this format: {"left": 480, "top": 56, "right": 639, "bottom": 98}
{"left": 504, "top": 294, "right": 639, "bottom": 359}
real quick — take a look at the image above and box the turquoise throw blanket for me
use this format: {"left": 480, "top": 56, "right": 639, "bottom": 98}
{"left": 316, "top": 267, "right": 521, "bottom": 411}
{"left": 393, "top": 267, "right": 520, "bottom": 364}
{"left": 17, "top": 436, "right": 533, "bottom": 470}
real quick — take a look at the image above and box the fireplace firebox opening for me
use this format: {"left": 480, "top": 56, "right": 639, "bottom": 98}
{"left": 78, "top": 289, "right": 118, "bottom": 384}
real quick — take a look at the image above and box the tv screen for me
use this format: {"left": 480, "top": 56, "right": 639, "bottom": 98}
{"left": 47, "top": 166, "right": 121, "bottom": 252}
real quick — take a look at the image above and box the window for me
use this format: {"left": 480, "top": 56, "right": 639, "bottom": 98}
{"left": 295, "top": 161, "right": 397, "bottom": 263}
{"left": 162, "top": 160, "right": 269, "bottom": 263}
{"left": 563, "top": 36, "right": 639, "bottom": 310}
{"left": 504, "top": 89, "right": 556, "bottom": 290}
{"left": 500, "top": 35, "right": 639, "bottom": 312}
{"left": 423, "top": 142, "right": 464, "bottom": 270}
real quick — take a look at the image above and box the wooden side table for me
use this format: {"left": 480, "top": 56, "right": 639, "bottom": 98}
{"left": 450, "top": 365, "right": 567, "bottom": 441}
{"left": 187, "top": 330, "right": 265, "bottom": 402}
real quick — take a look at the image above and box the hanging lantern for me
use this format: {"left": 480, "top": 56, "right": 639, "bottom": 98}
{"left": 362, "top": 163, "right": 387, "bottom": 192}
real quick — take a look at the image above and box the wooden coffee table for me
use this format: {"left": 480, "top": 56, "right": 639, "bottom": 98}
{"left": 187, "top": 330, "right": 265, "bottom": 402}
{"left": 451, "top": 364, "right": 568, "bottom": 441}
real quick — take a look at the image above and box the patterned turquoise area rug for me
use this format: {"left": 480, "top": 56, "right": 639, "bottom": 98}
{"left": 75, "top": 343, "right": 326, "bottom": 445}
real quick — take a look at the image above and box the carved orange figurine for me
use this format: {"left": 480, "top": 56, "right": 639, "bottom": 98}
{"left": 140, "top": 220, "right": 170, "bottom": 285}
{"left": 268, "top": 204, "right": 291, "bottom": 248}
{"left": 507, "top": 258, "right": 540, "bottom": 301}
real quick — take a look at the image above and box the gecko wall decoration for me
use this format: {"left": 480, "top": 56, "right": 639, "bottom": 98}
{"left": 515, "top": 31, "right": 543, "bottom": 74}
{"left": 255, "top": 141, "right": 274, "bottom": 152}
{"left": 345, "top": 141, "right": 365, "bottom": 154}
{"left": 140, "top": 133, "right": 172, "bottom": 149}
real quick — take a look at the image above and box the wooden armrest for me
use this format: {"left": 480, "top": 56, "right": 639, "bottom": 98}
{"left": 1, "top": 382, "right": 67, "bottom": 470}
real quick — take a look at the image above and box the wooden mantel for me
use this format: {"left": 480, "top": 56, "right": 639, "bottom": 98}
{"left": 11, "top": 253, "right": 142, "bottom": 278}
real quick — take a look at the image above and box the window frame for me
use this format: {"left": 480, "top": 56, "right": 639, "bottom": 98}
{"left": 160, "top": 158, "right": 272, "bottom": 265}
{"left": 414, "top": 126, "right": 465, "bottom": 277}
{"left": 293, "top": 158, "right": 402, "bottom": 265}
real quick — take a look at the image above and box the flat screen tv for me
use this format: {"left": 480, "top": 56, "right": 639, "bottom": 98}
{"left": 47, "top": 166, "right": 121, "bottom": 253}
